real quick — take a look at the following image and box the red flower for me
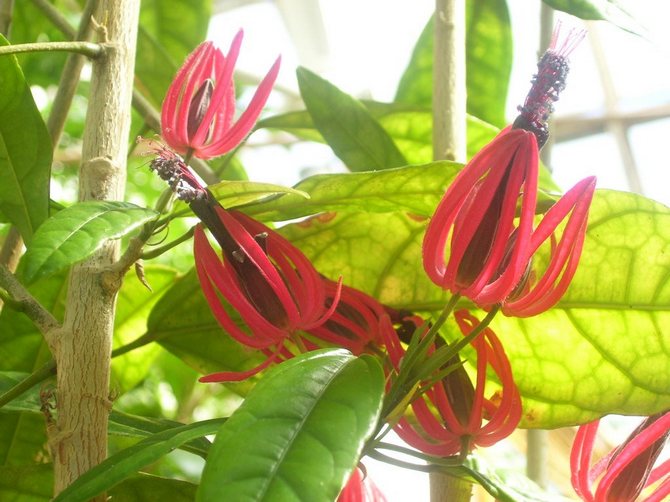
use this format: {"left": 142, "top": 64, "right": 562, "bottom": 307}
{"left": 161, "top": 31, "right": 280, "bottom": 159}
{"left": 338, "top": 467, "right": 387, "bottom": 502}
{"left": 148, "top": 148, "right": 339, "bottom": 381}
{"left": 307, "top": 282, "right": 388, "bottom": 355}
{"left": 571, "top": 412, "right": 670, "bottom": 502}
{"left": 423, "top": 27, "right": 595, "bottom": 317}
{"left": 382, "top": 310, "right": 521, "bottom": 456}
{"left": 194, "top": 209, "right": 340, "bottom": 381}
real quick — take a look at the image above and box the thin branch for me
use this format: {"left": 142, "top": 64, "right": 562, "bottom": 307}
{"left": 0, "top": 264, "right": 60, "bottom": 346}
{"left": 47, "top": 0, "right": 100, "bottom": 146}
{"left": 30, "top": 0, "right": 75, "bottom": 37}
{"left": 140, "top": 226, "right": 195, "bottom": 260}
{"left": 0, "top": 40, "right": 102, "bottom": 57}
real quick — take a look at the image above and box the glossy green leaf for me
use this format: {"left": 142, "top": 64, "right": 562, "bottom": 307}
{"left": 0, "top": 464, "right": 53, "bottom": 501}
{"left": 197, "top": 349, "right": 385, "bottom": 502}
{"left": 136, "top": 0, "right": 212, "bottom": 105}
{"left": 245, "top": 161, "right": 460, "bottom": 221}
{"left": 542, "top": 0, "right": 642, "bottom": 35}
{"left": 53, "top": 419, "right": 224, "bottom": 502}
{"left": 394, "top": 0, "right": 513, "bottom": 127}
{"left": 278, "top": 190, "right": 670, "bottom": 427}
{"left": 0, "top": 35, "right": 52, "bottom": 244}
{"left": 296, "top": 67, "right": 407, "bottom": 171}
{"left": 147, "top": 269, "right": 261, "bottom": 381}
{"left": 22, "top": 201, "right": 157, "bottom": 284}
{"left": 112, "top": 265, "right": 180, "bottom": 392}
{"left": 170, "top": 180, "right": 309, "bottom": 218}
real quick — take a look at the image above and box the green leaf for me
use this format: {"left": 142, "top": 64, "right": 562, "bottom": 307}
{"left": 542, "top": 0, "right": 643, "bottom": 35}
{"left": 147, "top": 269, "right": 261, "bottom": 382}
{"left": 112, "top": 265, "right": 180, "bottom": 392}
{"left": 394, "top": 0, "right": 513, "bottom": 127}
{"left": 244, "top": 161, "right": 461, "bottom": 221}
{"left": 108, "top": 474, "right": 197, "bottom": 502}
{"left": 0, "top": 35, "right": 52, "bottom": 244}
{"left": 197, "top": 349, "right": 385, "bottom": 502}
{"left": 278, "top": 190, "right": 670, "bottom": 427}
{"left": 22, "top": 201, "right": 157, "bottom": 284}
{"left": 0, "top": 464, "right": 53, "bottom": 501}
{"left": 170, "top": 180, "right": 309, "bottom": 218}
{"left": 296, "top": 67, "right": 407, "bottom": 171}
{"left": 136, "top": 0, "right": 212, "bottom": 105}
{"left": 53, "top": 419, "right": 225, "bottom": 502}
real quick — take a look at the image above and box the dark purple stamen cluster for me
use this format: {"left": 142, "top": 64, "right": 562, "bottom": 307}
{"left": 149, "top": 149, "right": 207, "bottom": 203}
{"left": 513, "top": 50, "right": 570, "bottom": 148}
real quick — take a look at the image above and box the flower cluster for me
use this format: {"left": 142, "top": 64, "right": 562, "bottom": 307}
{"left": 149, "top": 24, "right": 600, "bottom": 495}
{"left": 382, "top": 310, "right": 521, "bottom": 456}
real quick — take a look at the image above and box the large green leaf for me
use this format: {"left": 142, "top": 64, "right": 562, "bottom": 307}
{"left": 147, "top": 269, "right": 261, "bottom": 381}
{"left": 136, "top": 0, "right": 212, "bottom": 105}
{"left": 197, "top": 349, "right": 385, "bottom": 502}
{"left": 260, "top": 103, "right": 500, "bottom": 164}
{"left": 244, "top": 161, "right": 460, "bottom": 221}
{"left": 53, "top": 419, "right": 225, "bottom": 502}
{"left": 0, "top": 35, "right": 52, "bottom": 244}
{"left": 278, "top": 190, "right": 670, "bottom": 427}
{"left": 297, "top": 67, "right": 407, "bottom": 171}
{"left": 394, "top": 0, "right": 512, "bottom": 128}
{"left": 112, "top": 265, "right": 180, "bottom": 392}
{"left": 22, "top": 201, "right": 157, "bottom": 284}
{"left": 542, "top": 0, "right": 642, "bottom": 34}
{"left": 169, "top": 180, "right": 309, "bottom": 219}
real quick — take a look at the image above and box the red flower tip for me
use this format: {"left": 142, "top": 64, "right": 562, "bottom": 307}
{"left": 160, "top": 32, "right": 280, "bottom": 159}
{"left": 307, "top": 281, "right": 387, "bottom": 355}
{"left": 386, "top": 309, "right": 521, "bottom": 457}
{"left": 423, "top": 124, "right": 596, "bottom": 316}
{"left": 337, "top": 467, "right": 387, "bottom": 502}
{"left": 571, "top": 411, "right": 670, "bottom": 502}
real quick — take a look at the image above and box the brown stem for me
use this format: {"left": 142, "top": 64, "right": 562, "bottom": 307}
{"left": 53, "top": 0, "right": 140, "bottom": 497}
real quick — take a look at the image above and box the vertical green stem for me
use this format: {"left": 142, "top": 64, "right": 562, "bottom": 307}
{"left": 431, "top": 0, "right": 469, "bottom": 500}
